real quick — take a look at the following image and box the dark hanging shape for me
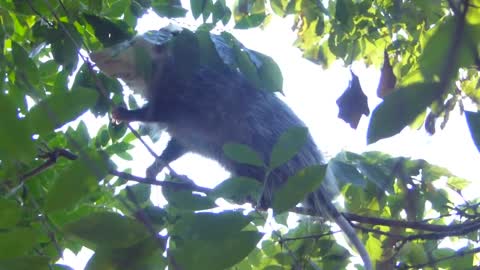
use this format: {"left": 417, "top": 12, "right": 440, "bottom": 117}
{"left": 336, "top": 70, "right": 370, "bottom": 129}
{"left": 377, "top": 49, "right": 397, "bottom": 98}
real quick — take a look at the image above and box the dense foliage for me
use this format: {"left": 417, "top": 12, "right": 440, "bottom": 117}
{"left": 1, "top": 0, "right": 480, "bottom": 269}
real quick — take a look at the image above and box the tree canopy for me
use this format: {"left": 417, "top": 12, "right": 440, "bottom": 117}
{"left": 1, "top": 0, "right": 480, "bottom": 270}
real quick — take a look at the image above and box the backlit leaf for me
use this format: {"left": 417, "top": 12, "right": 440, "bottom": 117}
{"left": 223, "top": 143, "right": 265, "bottom": 167}
{"left": 64, "top": 212, "right": 149, "bottom": 249}
{"left": 272, "top": 165, "right": 326, "bottom": 213}
{"left": 367, "top": 83, "right": 440, "bottom": 144}
{"left": 270, "top": 127, "right": 308, "bottom": 169}
{"left": 27, "top": 88, "right": 99, "bottom": 137}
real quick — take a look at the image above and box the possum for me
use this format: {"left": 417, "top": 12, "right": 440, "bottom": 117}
{"left": 91, "top": 27, "right": 372, "bottom": 270}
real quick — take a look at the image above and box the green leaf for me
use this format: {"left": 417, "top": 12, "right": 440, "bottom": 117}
{"left": 263, "top": 266, "right": 284, "bottom": 270}
{"left": 270, "top": 0, "right": 288, "bottom": 17}
{"left": 143, "top": 206, "right": 168, "bottom": 228}
{"left": 367, "top": 83, "right": 440, "bottom": 144}
{"left": 83, "top": 14, "right": 134, "bottom": 47}
{"left": 0, "top": 198, "right": 21, "bottom": 229}
{"left": 335, "top": 0, "right": 353, "bottom": 26}
{"left": 273, "top": 212, "right": 289, "bottom": 226}
{"left": 223, "top": 143, "right": 264, "bottom": 167}
{"left": 0, "top": 94, "right": 35, "bottom": 161}
{"left": 212, "top": 0, "right": 229, "bottom": 24}
{"left": 27, "top": 87, "right": 99, "bottom": 136}
{"left": 447, "top": 176, "right": 470, "bottom": 190}
{"left": 117, "top": 184, "right": 151, "bottom": 205}
{"left": 275, "top": 252, "right": 295, "bottom": 266}
{"left": 44, "top": 151, "right": 108, "bottom": 213}
{"left": 0, "top": 256, "right": 50, "bottom": 270}
{"left": 432, "top": 248, "right": 456, "bottom": 268}
{"left": 365, "top": 235, "right": 382, "bottom": 265}
{"left": 451, "top": 246, "right": 474, "bottom": 269}
{"left": 151, "top": 0, "right": 188, "bottom": 18}
{"left": 169, "top": 212, "right": 259, "bottom": 269}
{"left": 328, "top": 160, "right": 365, "bottom": 186}
{"left": 196, "top": 30, "right": 227, "bottom": 70}
{"left": 64, "top": 212, "right": 149, "bottom": 249}
{"left": 406, "top": 243, "right": 428, "bottom": 265}
{"left": 357, "top": 161, "right": 393, "bottom": 193}
{"left": 233, "top": 0, "right": 266, "bottom": 29}
{"left": 425, "top": 189, "right": 450, "bottom": 215}
{"left": 102, "top": 0, "right": 129, "bottom": 17}
{"left": 163, "top": 189, "right": 216, "bottom": 210}
{"left": 465, "top": 110, "right": 480, "bottom": 152}
{"left": 221, "top": 5, "right": 232, "bottom": 25}
{"left": 172, "top": 211, "right": 254, "bottom": 241}
{"left": 85, "top": 238, "right": 166, "bottom": 270}
{"left": 105, "top": 142, "right": 134, "bottom": 156}
{"left": 108, "top": 122, "right": 127, "bottom": 142}
{"left": 130, "top": 1, "right": 147, "bottom": 17}
{"left": 419, "top": 18, "right": 476, "bottom": 82}
{"left": 261, "top": 240, "right": 278, "bottom": 257}
{"left": 0, "top": 228, "right": 39, "bottom": 260}
{"left": 233, "top": 44, "right": 261, "bottom": 86}
{"left": 201, "top": 0, "right": 214, "bottom": 21}
{"left": 13, "top": 0, "right": 58, "bottom": 15}
{"left": 235, "top": 13, "right": 266, "bottom": 29}
{"left": 190, "top": 0, "right": 207, "bottom": 19}
{"left": 170, "top": 231, "right": 263, "bottom": 270}
{"left": 11, "top": 41, "right": 40, "bottom": 86}
{"left": 49, "top": 24, "right": 81, "bottom": 71}
{"left": 212, "top": 176, "right": 262, "bottom": 202}
{"left": 39, "top": 60, "right": 60, "bottom": 79}
{"left": 255, "top": 52, "right": 283, "bottom": 92}
{"left": 269, "top": 127, "right": 308, "bottom": 169}
{"left": 95, "top": 128, "right": 110, "bottom": 147}
{"left": 272, "top": 165, "right": 326, "bottom": 213}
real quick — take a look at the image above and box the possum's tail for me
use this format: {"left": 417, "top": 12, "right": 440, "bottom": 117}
{"left": 310, "top": 187, "right": 373, "bottom": 270}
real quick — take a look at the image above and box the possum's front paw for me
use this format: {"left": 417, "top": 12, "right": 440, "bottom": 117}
{"left": 112, "top": 107, "right": 130, "bottom": 122}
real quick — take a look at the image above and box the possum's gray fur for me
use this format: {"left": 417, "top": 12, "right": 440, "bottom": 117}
{"left": 91, "top": 30, "right": 372, "bottom": 270}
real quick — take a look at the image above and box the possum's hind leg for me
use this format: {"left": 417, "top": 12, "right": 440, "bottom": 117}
{"left": 146, "top": 138, "right": 187, "bottom": 178}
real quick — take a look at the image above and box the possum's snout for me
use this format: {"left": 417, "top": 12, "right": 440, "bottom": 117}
{"left": 90, "top": 38, "right": 159, "bottom": 97}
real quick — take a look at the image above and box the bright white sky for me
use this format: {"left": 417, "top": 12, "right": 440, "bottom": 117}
{"left": 60, "top": 3, "right": 480, "bottom": 269}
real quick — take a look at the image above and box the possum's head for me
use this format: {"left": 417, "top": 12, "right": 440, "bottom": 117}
{"left": 90, "top": 25, "right": 181, "bottom": 96}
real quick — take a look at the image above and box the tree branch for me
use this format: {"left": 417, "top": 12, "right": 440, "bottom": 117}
{"left": 407, "top": 246, "right": 480, "bottom": 269}
{"left": 17, "top": 148, "right": 78, "bottom": 183}
{"left": 108, "top": 169, "right": 212, "bottom": 194}
{"left": 345, "top": 212, "right": 480, "bottom": 232}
